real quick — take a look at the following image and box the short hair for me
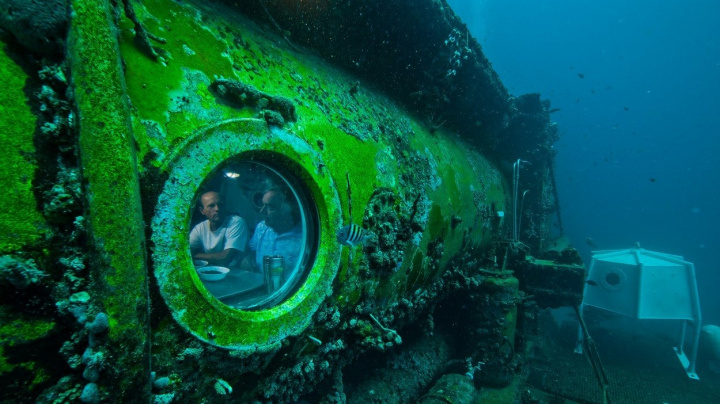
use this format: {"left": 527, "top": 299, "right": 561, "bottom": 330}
{"left": 196, "top": 190, "right": 220, "bottom": 210}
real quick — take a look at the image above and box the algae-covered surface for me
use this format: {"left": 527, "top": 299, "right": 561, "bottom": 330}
{"left": 128, "top": 0, "right": 511, "bottom": 333}
{"left": 0, "top": 306, "right": 55, "bottom": 380}
{"left": 0, "top": 0, "right": 566, "bottom": 401}
{"left": 121, "top": 0, "right": 409, "bottom": 199}
{"left": 121, "top": 0, "right": 507, "bottom": 255}
{"left": 0, "top": 46, "right": 46, "bottom": 253}
{"left": 68, "top": 0, "right": 151, "bottom": 399}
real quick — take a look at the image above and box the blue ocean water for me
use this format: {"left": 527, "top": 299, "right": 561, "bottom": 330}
{"left": 447, "top": 0, "right": 720, "bottom": 325}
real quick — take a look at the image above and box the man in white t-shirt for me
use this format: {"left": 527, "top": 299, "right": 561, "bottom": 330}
{"left": 189, "top": 191, "right": 249, "bottom": 267}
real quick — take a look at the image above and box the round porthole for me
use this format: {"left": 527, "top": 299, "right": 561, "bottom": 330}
{"left": 599, "top": 266, "right": 627, "bottom": 292}
{"left": 189, "top": 158, "right": 318, "bottom": 310}
{"left": 151, "top": 119, "right": 341, "bottom": 353}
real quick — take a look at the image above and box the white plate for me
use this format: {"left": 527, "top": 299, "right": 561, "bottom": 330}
{"left": 197, "top": 266, "right": 229, "bottom": 281}
{"left": 193, "top": 259, "right": 209, "bottom": 267}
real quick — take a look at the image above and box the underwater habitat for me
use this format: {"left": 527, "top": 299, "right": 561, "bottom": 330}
{"left": 1, "top": 0, "right": 719, "bottom": 403}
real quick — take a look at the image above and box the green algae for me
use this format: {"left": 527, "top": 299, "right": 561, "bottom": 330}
{"left": 0, "top": 308, "right": 55, "bottom": 350}
{"left": 0, "top": 306, "right": 55, "bottom": 388}
{"left": 119, "top": 0, "right": 416, "bottom": 318}
{"left": 116, "top": 0, "right": 510, "bottom": 368}
{"left": 68, "top": 0, "right": 151, "bottom": 399}
{"left": 118, "top": 0, "right": 234, "bottom": 122}
{"left": 117, "top": 0, "right": 238, "bottom": 161}
{"left": 0, "top": 46, "right": 46, "bottom": 254}
{"left": 121, "top": 0, "right": 401, "bottom": 206}
{"left": 0, "top": 0, "right": 551, "bottom": 401}
{"left": 70, "top": 0, "right": 149, "bottom": 330}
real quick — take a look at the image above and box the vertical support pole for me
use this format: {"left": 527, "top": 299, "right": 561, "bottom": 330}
{"left": 574, "top": 303, "right": 585, "bottom": 354}
{"left": 68, "top": 0, "right": 151, "bottom": 400}
{"left": 686, "top": 261, "right": 702, "bottom": 376}
{"left": 673, "top": 260, "right": 701, "bottom": 379}
{"left": 678, "top": 321, "right": 687, "bottom": 355}
{"left": 688, "top": 321, "right": 700, "bottom": 374}
{"left": 633, "top": 248, "right": 644, "bottom": 318}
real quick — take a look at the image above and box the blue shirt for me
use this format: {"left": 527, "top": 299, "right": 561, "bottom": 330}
{"left": 249, "top": 221, "right": 303, "bottom": 279}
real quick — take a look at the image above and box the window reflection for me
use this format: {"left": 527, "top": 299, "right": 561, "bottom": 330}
{"left": 189, "top": 159, "right": 316, "bottom": 310}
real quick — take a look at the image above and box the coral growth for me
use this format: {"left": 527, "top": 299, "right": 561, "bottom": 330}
{"left": 0, "top": 255, "right": 47, "bottom": 289}
{"left": 363, "top": 189, "right": 425, "bottom": 275}
{"left": 209, "top": 78, "right": 297, "bottom": 122}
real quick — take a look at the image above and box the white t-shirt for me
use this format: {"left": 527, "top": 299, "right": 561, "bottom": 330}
{"left": 189, "top": 215, "right": 248, "bottom": 267}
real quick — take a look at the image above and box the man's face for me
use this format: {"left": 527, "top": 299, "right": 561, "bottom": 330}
{"left": 260, "top": 190, "right": 291, "bottom": 231}
{"left": 200, "top": 192, "right": 224, "bottom": 225}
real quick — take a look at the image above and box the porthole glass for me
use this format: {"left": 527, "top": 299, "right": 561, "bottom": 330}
{"left": 599, "top": 267, "right": 626, "bottom": 292}
{"left": 188, "top": 156, "right": 318, "bottom": 310}
{"left": 605, "top": 272, "right": 621, "bottom": 286}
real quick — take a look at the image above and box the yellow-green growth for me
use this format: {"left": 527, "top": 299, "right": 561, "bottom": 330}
{"left": 120, "top": 0, "right": 510, "bottom": 344}
{"left": 0, "top": 45, "right": 46, "bottom": 253}
{"left": 0, "top": 306, "right": 55, "bottom": 388}
{"left": 117, "top": 0, "right": 236, "bottom": 131}
{"left": 68, "top": 0, "right": 150, "bottom": 399}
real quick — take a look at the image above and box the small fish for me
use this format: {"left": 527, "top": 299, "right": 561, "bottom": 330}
{"left": 337, "top": 224, "right": 373, "bottom": 247}
{"left": 577, "top": 73, "right": 585, "bottom": 78}
{"left": 649, "top": 178, "right": 656, "bottom": 183}
{"left": 586, "top": 280, "right": 598, "bottom": 286}
{"left": 214, "top": 379, "right": 232, "bottom": 395}
{"left": 585, "top": 237, "right": 596, "bottom": 248}
{"left": 548, "top": 108, "right": 561, "bottom": 113}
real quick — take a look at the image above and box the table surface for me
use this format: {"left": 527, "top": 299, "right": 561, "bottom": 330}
{"left": 200, "top": 267, "right": 265, "bottom": 301}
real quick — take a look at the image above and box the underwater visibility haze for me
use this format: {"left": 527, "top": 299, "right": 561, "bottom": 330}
{"left": 449, "top": 0, "right": 720, "bottom": 401}
{"left": 0, "top": 0, "right": 719, "bottom": 403}
{"left": 448, "top": 0, "right": 720, "bottom": 321}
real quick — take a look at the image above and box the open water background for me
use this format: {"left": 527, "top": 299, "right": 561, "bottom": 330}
{"left": 447, "top": 0, "right": 720, "bottom": 325}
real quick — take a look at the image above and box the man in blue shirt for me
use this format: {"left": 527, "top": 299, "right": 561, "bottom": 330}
{"left": 249, "top": 187, "right": 303, "bottom": 281}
